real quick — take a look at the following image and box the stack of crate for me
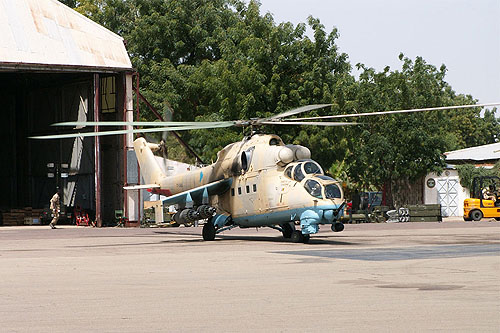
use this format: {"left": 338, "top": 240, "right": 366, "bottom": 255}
{"left": 31, "top": 208, "right": 43, "bottom": 224}
{"left": 1, "top": 207, "right": 44, "bottom": 226}
{"left": 23, "top": 207, "right": 33, "bottom": 225}
{"left": 3, "top": 209, "right": 25, "bottom": 226}
{"left": 408, "top": 204, "right": 442, "bottom": 222}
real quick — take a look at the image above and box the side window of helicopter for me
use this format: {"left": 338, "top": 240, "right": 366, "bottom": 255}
{"left": 304, "top": 161, "right": 321, "bottom": 175}
{"left": 325, "top": 184, "right": 341, "bottom": 199}
{"left": 269, "top": 138, "right": 279, "bottom": 146}
{"left": 284, "top": 166, "right": 293, "bottom": 179}
{"left": 294, "top": 163, "right": 305, "bottom": 182}
{"left": 304, "top": 179, "right": 322, "bottom": 198}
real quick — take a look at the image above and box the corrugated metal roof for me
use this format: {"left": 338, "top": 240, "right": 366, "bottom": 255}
{"left": 0, "top": 0, "right": 132, "bottom": 71}
{"left": 445, "top": 142, "right": 500, "bottom": 162}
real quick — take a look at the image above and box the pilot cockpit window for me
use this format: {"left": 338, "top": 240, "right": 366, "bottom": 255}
{"left": 293, "top": 163, "right": 305, "bottom": 182}
{"left": 304, "top": 179, "right": 322, "bottom": 198}
{"left": 304, "top": 161, "right": 321, "bottom": 175}
{"left": 325, "top": 184, "right": 341, "bottom": 199}
{"left": 284, "top": 166, "right": 293, "bottom": 179}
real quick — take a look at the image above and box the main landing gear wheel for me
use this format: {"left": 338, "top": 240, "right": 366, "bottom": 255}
{"left": 290, "top": 230, "right": 309, "bottom": 243}
{"left": 470, "top": 210, "right": 483, "bottom": 221}
{"left": 302, "top": 234, "right": 310, "bottom": 244}
{"left": 281, "top": 223, "right": 294, "bottom": 239}
{"left": 202, "top": 221, "right": 216, "bottom": 241}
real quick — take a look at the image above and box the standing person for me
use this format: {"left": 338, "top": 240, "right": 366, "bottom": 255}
{"left": 351, "top": 189, "right": 361, "bottom": 214}
{"left": 349, "top": 189, "right": 361, "bottom": 223}
{"left": 49, "top": 191, "right": 60, "bottom": 229}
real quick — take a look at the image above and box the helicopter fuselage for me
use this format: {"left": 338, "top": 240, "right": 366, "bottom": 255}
{"left": 133, "top": 133, "right": 344, "bottom": 236}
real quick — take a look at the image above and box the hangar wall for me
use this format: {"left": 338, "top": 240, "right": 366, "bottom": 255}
{"left": 0, "top": 72, "right": 126, "bottom": 225}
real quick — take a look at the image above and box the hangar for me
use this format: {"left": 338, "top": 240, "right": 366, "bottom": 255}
{"left": 0, "top": 0, "right": 140, "bottom": 226}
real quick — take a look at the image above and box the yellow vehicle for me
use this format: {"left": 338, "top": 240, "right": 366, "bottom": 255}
{"left": 464, "top": 176, "right": 500, "bottom": 221}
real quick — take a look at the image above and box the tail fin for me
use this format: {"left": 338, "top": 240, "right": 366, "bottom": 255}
{"left": 133, "top": 138, "right": 166, "bottom": 185}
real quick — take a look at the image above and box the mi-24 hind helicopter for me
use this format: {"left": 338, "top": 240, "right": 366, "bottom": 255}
{"left": 31, "top": 102, "right": 500, "bottom": 243}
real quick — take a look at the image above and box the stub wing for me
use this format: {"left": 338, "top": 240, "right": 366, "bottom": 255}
{"left": 123, "top": 184, "right": 161, "bottom": 190}
{"left": 162, "top": 178, "right": 233, "bottom": 207}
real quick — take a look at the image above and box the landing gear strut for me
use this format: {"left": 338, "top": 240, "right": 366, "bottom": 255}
{"left": 280, "top": 223, "right": 294, "bottom": 239}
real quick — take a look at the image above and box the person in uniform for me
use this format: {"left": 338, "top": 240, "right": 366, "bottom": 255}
{"left": 49, "top": 191, "right": 60, "bottom": 229}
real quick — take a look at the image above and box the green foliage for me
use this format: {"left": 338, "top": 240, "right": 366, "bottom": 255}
{"left": 349, "top": 56, "right": 454, "bottom": 189}
{"left": 457, "top": 163, "right": 500, "bottom": 191}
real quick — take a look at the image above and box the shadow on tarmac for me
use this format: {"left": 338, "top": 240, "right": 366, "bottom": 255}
{"left": 152, "top": 230, "right": 360, "bottom": 245}
{"left": 202, "top": 234, "right": 358, "bottom": 246}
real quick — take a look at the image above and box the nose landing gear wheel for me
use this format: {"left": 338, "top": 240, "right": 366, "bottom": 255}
{"left": 202, "top": 221, "right": 216, "bottom": 241}
{"left": 291, "top": 230, "right": 309, "bottom": 243}
{"left": 302, "top": 234, "right": 310, "bottom": 243}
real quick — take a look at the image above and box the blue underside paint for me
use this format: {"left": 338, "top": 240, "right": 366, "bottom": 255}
{"left": 213, "top": 214, "right": 230, "bottom": 228}
{"left": 231, "top": 204, "right": 344, "bottom": 235}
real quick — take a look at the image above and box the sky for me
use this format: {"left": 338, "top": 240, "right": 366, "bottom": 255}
{"left": 256, "top": 0, "right": 500, "bottom": 110}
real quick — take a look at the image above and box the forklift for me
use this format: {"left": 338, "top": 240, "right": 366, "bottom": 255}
{"left": 463, "top": 176, "right": 500, "bottom": 221}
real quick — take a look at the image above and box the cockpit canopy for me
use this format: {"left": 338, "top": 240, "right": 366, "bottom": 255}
{"left": 284, "top": 160, "right": 323, "bottom": 182}
{"left": 303, "top": 175, "right": 342, "bottom": 200}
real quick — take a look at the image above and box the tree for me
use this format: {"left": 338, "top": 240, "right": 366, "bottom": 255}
{"left": 63, "top": 0, "right": 496, "bottom": 205}
{"left": 456, "top": 163, "right": 499, "bottom": 192}
{"left": 345, "top": 55, "right": 490, "bottom": 206}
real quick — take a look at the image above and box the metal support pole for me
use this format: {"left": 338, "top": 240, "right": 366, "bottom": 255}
{"left": 122, "top": 74, "right": 128, "bottom": 220}
{"left": 135, "top": 73, "right": 141, "bottom": 224}
{"left": 93, "top": 73, "right": 102, "bottom": 227}
{"left": 124, "top": 73, "right": 137, "bottom": 224}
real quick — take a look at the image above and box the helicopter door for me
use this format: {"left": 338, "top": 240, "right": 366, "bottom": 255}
{"left": 232, "top": 173, "right": 259, "bottom": 217}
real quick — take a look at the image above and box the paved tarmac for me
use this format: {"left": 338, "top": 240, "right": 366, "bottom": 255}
{"left": 0, "top": 220, "right": 499, "bottom": 332}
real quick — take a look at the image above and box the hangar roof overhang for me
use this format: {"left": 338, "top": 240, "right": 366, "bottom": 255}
{"left": 445, "top": 142, "right": 500, "bottom": 164}
{"left": 0, "top": 0, "right": 132, "bottom": 73}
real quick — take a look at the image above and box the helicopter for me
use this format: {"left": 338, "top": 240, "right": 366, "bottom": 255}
{"left": 31, "top": 102, "right": 500, "bottom": 243}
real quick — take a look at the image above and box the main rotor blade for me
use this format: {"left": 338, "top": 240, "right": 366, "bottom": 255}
{"left": 259, "top": 121, "right": 358, "bottom": 126}
{"left": 30, "top": 122, "right": 235, "bottom": 140}
{"left": 287, "top": 102, "right": 500, "bottom": 121}
{"left": 265, "top": 104, "right": 332, "bottom": 120}
{"left": 53, "top": 121, "right": 231, "bottom": 127}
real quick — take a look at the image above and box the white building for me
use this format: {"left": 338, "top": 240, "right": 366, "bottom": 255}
{"left": 424, "top": 142, "right": 500, "bottom": 217}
